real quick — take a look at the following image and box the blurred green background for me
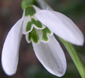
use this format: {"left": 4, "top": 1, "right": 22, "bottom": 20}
{"left": 0, "top": 0, "right": 85, "bottom": 78}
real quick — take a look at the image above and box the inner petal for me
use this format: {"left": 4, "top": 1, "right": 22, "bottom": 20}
{"left": 31, "top": 18, "right": 44, "bottom": 29}
{"left": 25, "top": 5, "right": 36, "bottom": 16}
{"left": 22, "top": 5, "right": 53, "bottom": 44}
{"left": 25, "top": 26, "right": 53, "bottom": 44}
{"left": 22, "top": 5, "right": 41, "bottom": 34}
{"left": 25, "top": 18, "right": 45, "bottom": 33}
{"left": 29, "top": 28, "right": 39, "bottom": 43}
{"left": 25, "top": 28, "right": 42, "bottom": 44}
{"left": 26, "top": 21, "right": 32, "bottom": 32}
{"left": 42, "top": 27, "right": 53, "bottom": 42}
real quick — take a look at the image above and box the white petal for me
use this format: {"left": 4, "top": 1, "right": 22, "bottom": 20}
{"left": 32, "top": 35, "right": 66, "bottom": 77}
{"left": 1, "top": 18, "right": 23, "bottom": 75}
{"left": 35, "top": 10, "right": 84, "bottom": 46}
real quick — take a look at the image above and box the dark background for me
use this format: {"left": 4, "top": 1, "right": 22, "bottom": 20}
{"left": 0, "top": 0, "right": 85, "bottom": 78}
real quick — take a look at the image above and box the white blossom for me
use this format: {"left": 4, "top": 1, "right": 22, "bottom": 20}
{"left": 1, "top": 5, "right": 84, "bottom": 77}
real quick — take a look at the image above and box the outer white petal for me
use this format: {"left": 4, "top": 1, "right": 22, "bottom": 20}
{"left": 35, "top": 10, "right": 84, "bottom": 46}
{"left": 32, "top": 36, "right": 66, "bottom": 77}
{"left": 1, "top": 18, "right": 23, "bottom": 75}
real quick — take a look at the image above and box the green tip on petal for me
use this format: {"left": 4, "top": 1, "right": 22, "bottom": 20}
{"left": 31, "top": 18, "right": 42, "bottom": 28}
{"left": 42, "top": 27, "right": 52, "bottom": 41}
{"left": 28, "top": 28, "right": 39, "bottom": 43}
{"left": 26, "top": 21, "right": 32, "bottom": 32}
{"left": 25, "top": 5, "right": 36, "bottom": 16}
{"left": 26, "top": 19, "right": 43, "bottom": 32}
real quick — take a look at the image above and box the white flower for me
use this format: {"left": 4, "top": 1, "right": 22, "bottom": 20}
{"left": 1, "top": 5, "right": 84, "bottom": 77}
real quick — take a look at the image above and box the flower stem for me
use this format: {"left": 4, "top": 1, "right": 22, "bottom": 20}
{"left": 59, "top": 38, "right": 85, "bottom": 78}
{"left": 21, "top": 0, "right": 35, "bottom": 10}
{"left": 35, "top": 0, "right": 52, "bottom": 10}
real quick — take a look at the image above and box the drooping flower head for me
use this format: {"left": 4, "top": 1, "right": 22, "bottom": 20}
{"left": 1, "top": 5, "right": 84, "bottom": 77}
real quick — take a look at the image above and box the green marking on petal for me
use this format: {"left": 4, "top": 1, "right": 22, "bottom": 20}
{"left": 28, "top": 32, "right": 31, "bottom": 42}
{"left": 42, "top": 27, "right": 51, "bottom": 41}
{"left": 26, "top": 18, "right": 43, "bottom": 32}
{"left": 25, "top": 6, "right": 36, "bottom": 16}
{"left": 28, "top": 28, "right": 39, "bottom": 43}
{"left": 26, "top": 21, "right": 32, "bottom": 32}
{"left": 31, "top": 18, "right": 42, "bottom": 28}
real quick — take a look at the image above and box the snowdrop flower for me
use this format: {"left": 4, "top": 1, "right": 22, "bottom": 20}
{"left": 1, "top": 5, "right": 84, "bottom": 77}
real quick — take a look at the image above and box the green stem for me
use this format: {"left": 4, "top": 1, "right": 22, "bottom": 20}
{"left": 59, "top": 38, "right": 85, "bottom": 78}
{"left": 21, "top": 0, "right": 35, "bottom": 10}
{"left": 35, "top": 0, "right": 52, "bottom": 10}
